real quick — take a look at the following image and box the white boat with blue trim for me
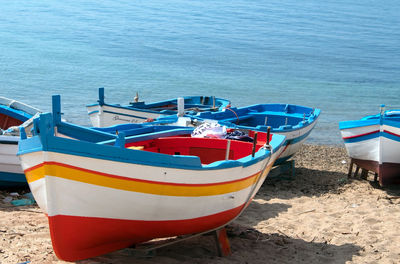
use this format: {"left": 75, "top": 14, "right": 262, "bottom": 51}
{"left": 339, "top": 105, "right": 400, "bottom": 186}
{"left": 87, "top": 88, "right": 231, "bottom": 127}
{"left": 0, "top": 96, "right": 40, "bottom": 187}
{"left": 18, "top": 108, "right": 285, "bottom": 261}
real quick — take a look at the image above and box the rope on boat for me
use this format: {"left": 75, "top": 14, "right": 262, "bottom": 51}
{"left": 224, "top": 107, "right": 240, "bottom": 124}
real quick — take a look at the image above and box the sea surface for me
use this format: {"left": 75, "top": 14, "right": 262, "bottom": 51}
{"left": 1, "top": 0, "right": 399, "bottom": 144}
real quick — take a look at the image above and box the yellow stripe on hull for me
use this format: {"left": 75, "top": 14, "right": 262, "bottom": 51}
{"left": 25, "top": 162, "right": 274, "bottom": 197}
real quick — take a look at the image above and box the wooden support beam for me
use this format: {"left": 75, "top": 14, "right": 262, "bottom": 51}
{"left": 214, "top": 228, "right": 231, "bottom": 257}
{"left": 361, "top": 169, "right": 368, "bottom": 180}
{"left": 354, "top": 166, "right": 360, "bottom": 178}
{"left": 348, "top": 159, "right": 354, "bottom": 178}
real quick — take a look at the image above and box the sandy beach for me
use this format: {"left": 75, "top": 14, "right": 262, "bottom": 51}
{"left": 1, "top": 144, "right": 400, "bottom": 264}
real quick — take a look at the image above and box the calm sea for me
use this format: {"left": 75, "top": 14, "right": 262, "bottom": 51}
{"left": 1, "top": 0, "right": 399, "bottom": 144}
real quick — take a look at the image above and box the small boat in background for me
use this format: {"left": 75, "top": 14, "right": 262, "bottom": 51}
{"left": 18, "top": 108, "right": 285, "bottom": 261}
{"left": 156, "top": 103, "right": 321, "bottom": 164}
{"left": 339, "top": 105, "right": 400, "bottom": 186}
{"left": 87, "top": 87, "right": 231, "bottom": 127}
{"left": 0, "top": 96, "right": 40, "bottom": 187}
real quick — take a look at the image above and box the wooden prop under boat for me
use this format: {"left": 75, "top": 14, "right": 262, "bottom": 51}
{"left": 86, "top": 87, "right": 231, "bottom": 127}
{"left": 18, "top": 111, "right": 285, "bottom": 261}
{"left": 155, "top": 103, "right": 320, "bottom": 164}
{"left": 339, "top": 106, "right": 400, "bottom": 186}
{"left": 0, "top": 96, "right": 40, "bottom": 187}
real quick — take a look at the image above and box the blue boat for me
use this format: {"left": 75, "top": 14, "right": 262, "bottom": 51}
{"left": 86, "top": 87, "right": 231, "bottom": 127}
{"left": 0, "top": 96, "right": 40, "bottom": 187}
{"left": 155, "top": 103, "right": 321, "bottom": 164}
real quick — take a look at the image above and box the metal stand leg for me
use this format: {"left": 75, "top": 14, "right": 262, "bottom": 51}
{"left": 213, "top": 228, "right": 231, "bottom": 257}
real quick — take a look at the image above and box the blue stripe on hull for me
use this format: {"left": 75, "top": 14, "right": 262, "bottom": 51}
{"left": 383, "top": 131, "right": 400, "bottom": 142}
{"left": 343, "top": 131, "right": 400, "bottom": 144}
{"left": 343, "top": 131, "right": 379, "bottom": 144}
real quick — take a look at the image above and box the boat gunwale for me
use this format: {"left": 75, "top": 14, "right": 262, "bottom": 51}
{"left": 18, "top": 113, "right": 285, "bottom": 171}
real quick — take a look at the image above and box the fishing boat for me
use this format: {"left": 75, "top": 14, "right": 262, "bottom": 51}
{"left": 339, "top": 105, "right": 400, "bottom": 186}
{"left": 156, "top": 103, "right": 320, "bottom": 164}
{"left": 87, "top": 87, "right": 231, "bottom": 127}
{"left": 18, "top": 109, "right": 285, "bottom": 261}
{"left": 0, "top": 96, "right": 40, "bottom": 187}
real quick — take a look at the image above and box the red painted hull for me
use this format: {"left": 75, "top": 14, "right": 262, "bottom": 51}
{"left": 379, "top": 162, "right": 400, "bottom": 186}
{"left": 48, "top": 204, "right": 244, "bottom": 261}
{"left": 352, "top": 158, "right": 400, "bottom": 186}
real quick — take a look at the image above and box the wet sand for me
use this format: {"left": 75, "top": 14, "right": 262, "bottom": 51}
{"left": 1, "top": 144, "right": 400, "bottom": 264}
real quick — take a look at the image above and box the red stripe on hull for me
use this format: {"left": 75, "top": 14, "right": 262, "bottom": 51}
{"left": 342, "top": 130, "right": 379, "bottom": 140}
{"left": 48, "top": 204, "right": 245, "bottom": 261}
{"left": 383, "top": 130, "right": 400, "bottom": 138}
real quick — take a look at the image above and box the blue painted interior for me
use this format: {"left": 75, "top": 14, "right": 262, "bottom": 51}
{"left": 191, "top": 104, "right": 320, "bottom": 133}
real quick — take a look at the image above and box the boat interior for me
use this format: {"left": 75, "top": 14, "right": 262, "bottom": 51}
{"left": 220, "top": 114, "right": 304, "bottom": 129}
{"left": 0, "top": 108, "right": 24, "bottom": 130}
{"left": 125, "top": 131, "right": 270, "bottom": 165}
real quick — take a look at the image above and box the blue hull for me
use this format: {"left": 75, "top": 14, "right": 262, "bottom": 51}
{"left": 0, "top": 171, "right": 27, "bottom": 187}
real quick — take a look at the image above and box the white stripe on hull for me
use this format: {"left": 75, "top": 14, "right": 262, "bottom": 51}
{"left": 29, "top": 178, "right": 47, "bottom": 212}
{"left": 383, "top": 124, "right": 400, "bottom": 135}
{"left": 341, "top": 123, "right": 400, "bottom": 164}
{"left": 24, "top": 149, "right": 280, "bottom": 215}
{"left": 0, "top": 143, "right": 23, "bottom": 174}
{"left": 381, "top": 137, "right": 400, "bottom": 164}
{"left": 45, "top": 176, "right": 255, "bottom": 220}
{"left": 344, "top": 138, "right": 379, "bottom": 162}
{"left": 340, "top": 124, "right": 379, "bottom": 138}
{"left": 20, "top": 151, "right": 266, "bottom": 184}
{"left": 88, "top": 105, "right": 162, "bottom": 127}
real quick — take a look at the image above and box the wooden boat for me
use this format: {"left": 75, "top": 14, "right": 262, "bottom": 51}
{"left": 339, "top": 106, "right": 400, "bottom": 186}
{"left": 0, "top": 96, "right": 40, "bottom": 187}
{"left": 18, "top": 110, "right": 285, "bottom": 261}
{"left": 156, "top": 103, "right": 320, "bottom": 164}
{"left": 87, "top": 88, "right": 231, "bottom": 127}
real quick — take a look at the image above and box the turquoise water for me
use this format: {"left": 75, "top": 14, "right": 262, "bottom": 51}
{"left": 1, "top": 0, "right": 399, "bottom": 144}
